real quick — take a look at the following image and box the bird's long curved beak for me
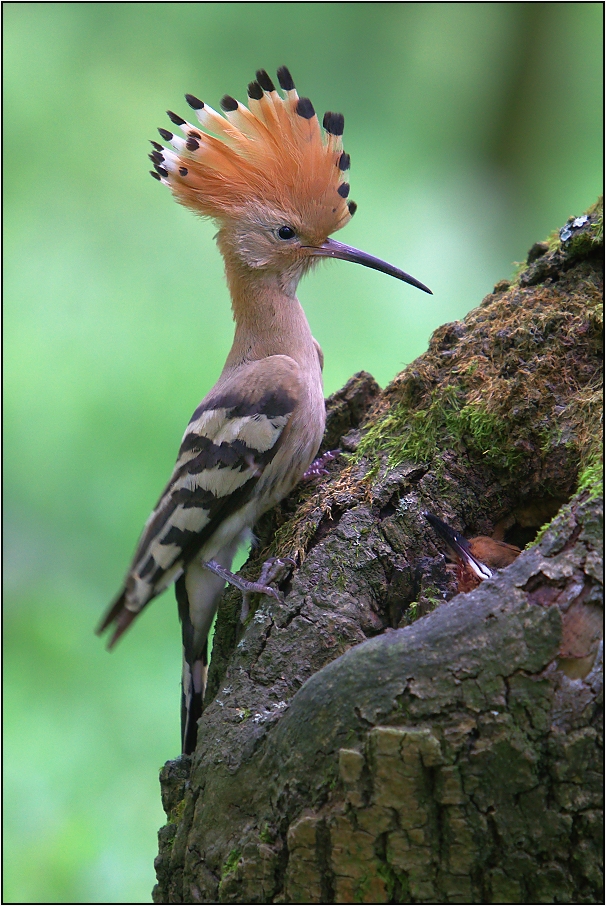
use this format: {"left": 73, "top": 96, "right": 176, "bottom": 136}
{"left": 308, "top": 238, "right": 432, "bottom": 294}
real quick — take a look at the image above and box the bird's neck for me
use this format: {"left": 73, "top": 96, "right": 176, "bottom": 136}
{"left": 222, "top": 258, "right": 317, "bottom": 370}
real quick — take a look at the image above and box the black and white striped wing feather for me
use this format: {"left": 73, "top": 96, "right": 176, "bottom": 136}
{"left": 98, "top": 356, "right": 302, "bottom": 646}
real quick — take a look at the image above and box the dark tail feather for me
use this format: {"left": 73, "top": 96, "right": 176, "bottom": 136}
{"left": 176, "top": 574, "right": 209, "bottom": 754}
{"left": 96, "top": 590, "right": 126, "bottom": 635}
{"left": 96, "top": 590, "right": 138, "bottom": 649}
{"left": 423, "top": 511, "right": 492, "bottom": 581}
{"left": 181, "top": 660, "right": 206, "bottom": 755}
{"left": 423, "top": 511, "right": 465, "bottom": 552}
{"left": 181, "top": 691, "right": 201, "bottom": 756}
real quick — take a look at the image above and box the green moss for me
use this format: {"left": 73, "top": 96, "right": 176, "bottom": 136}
{"left": 400, "top": 591, "right": 441, "bottom": 626}
{"left": 376, "top": 862, "right": 407, "bottom": 901}
{"left": 355, "top": 872, "right": 373, "bottom": 902}
{"left": 423, "top": 593, "right": 441, "bottom": 611}
{"left": 576, "top": 459, "right": 604, "bottom": 500}
{"left": 545, "top": 228, "right": 563, "bottom": 255}
{"left": 529, "top": 196, "right": 603, "bottom": 262}
{"left": 510, "top": 258, "right": 529, "bottom": 281}
{"left": 567, "top": 198, "right": 603, "bottom": 255}
{"left": 532, "top": 457, "right": 603, "bottom": 547}
{"left": 450, "top": 404, "right": 524, "bottom": 470}
{"left": 408, "top": 602, "right": 420, "bottom": 624}
{"left": 356, "top": 386, "right": 455, "bottom": 469}
{"left": 352, "top": 199, "right": 602, "bottom": 496}
{"left": 167, "top": 798, "right": 185, "bottom": 824}
{"left": 221, "top": 848, "right": 241, "bottom": 880}
{"left": 356, "top": 388, "right": 524, "bottom": 474}
{"left": 259, "top": 824, "right": 274, "bottom": 844}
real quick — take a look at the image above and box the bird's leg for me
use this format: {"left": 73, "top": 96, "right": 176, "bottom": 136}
{"left": 202, "top": 556, "right": 296, "bottom": 622}
{"left": 303, "top": 448, "right": 341, "bottom": 480}
{"left": 240, "top": 557, "right": 297, "bottom": 622}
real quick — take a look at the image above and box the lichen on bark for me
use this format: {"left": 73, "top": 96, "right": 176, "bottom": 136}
{"left": 153, "top": 199, "right": 603, "bottom": 905}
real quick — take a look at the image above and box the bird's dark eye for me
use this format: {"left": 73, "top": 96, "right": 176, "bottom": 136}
{"left": 277, "top": 225, "right": 296, "bottom": 240}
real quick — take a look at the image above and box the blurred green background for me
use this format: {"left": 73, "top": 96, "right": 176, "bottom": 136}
{"left": 4, "top": 3, "right": 602, "bottom": 902}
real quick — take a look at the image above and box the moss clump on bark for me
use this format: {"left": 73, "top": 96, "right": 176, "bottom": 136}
{"left": 355, "top": 197, "right": 602, "bottom": 485}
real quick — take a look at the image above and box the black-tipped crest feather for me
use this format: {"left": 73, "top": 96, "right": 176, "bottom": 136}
{"left": 296, "top": 97, "right": 315, "bottom": 119}
{"left": 276, "top": 66, "right": 295, "bottom": 91}
{"left": 220, "top": 95, "right": 238, "bottom": 112}
{"left": 167, "top": 110, "right": 186, "bottom": 126}
{"left": 256, "top": 69, "right": 276, "bottom": 92}
{"left": 247, "top": 81, "right": 264, "bottom": 100}
{"left": 323, "top": 111, "right": 344, "bottom": 136}
{"left": 185, "top": 94, "right": 204, "bottom": 110}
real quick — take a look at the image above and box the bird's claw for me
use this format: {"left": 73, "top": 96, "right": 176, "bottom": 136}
{"left": 240, "top": 556, "right": 296, "bottom": 622}
{"left": 258, "top": 556, "right": 296, "bottom": 587}
{"left": 202, "top": 556, "right": 295, "bottom": 622}
{"left": 303, "top": 449, "right": 341, "bottom": 480}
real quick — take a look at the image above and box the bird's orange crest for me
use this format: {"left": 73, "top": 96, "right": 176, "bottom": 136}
{"left": 150, "top": 67, "right": 355, "bottom": 238}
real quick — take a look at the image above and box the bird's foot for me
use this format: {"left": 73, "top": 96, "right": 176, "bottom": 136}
{"left": 202, "top": 556, "right": 296, "bottom": 622}
{"left": 240, "top": 556, "right": 297, "bottom": 621}
{"left": 257, "top": 555, "right": 297, "bottom": 588}
{"left": 303, "top": 449, "right": 341, "bottom": 480}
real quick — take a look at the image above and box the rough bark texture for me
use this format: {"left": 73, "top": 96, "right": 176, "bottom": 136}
{"left": 153, "top": 201, "right": 603, "bottom": 904}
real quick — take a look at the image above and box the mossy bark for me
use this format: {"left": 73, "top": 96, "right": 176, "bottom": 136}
{"left": 153, "top": 200, "right": 603, "bottom": 905}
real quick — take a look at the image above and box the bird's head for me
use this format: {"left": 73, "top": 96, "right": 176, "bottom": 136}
{"left": 151, "top": 67, "right": 431, "bottom": 295}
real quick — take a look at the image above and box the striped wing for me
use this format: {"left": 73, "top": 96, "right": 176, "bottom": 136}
{"left": 98, "top": 356, "right": 301, "bottom": 646}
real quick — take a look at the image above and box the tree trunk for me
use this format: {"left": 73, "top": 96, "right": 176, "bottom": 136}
{"left": 153, "top": 200, "right": 603, "bottom": 905}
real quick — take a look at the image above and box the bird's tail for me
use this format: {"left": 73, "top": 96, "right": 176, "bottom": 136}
{"left": 423, "top": 511, "right": 493, "bottom": 580}
{"left": 180, "top": 648, "right": 208, "bottom": 756}
{"left": 175, "top": 538, "right": 245, "bottom": 754}
{"left": 175, "top": 573, "right": 217, "bottom": 755}
{"left": 96, "top": 589, "right": 139, "bottom": 648}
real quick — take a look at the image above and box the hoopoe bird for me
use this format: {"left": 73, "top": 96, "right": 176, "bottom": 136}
{"left": 98, "top": 67, "right": 431, "bottom": 755}
{"left": 424, "top": 511, "right": 521, "bottom": 594}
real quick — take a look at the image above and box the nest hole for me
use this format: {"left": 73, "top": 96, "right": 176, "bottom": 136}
{"left": 496, "top": 493, "right": 571, "bottom": 549}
